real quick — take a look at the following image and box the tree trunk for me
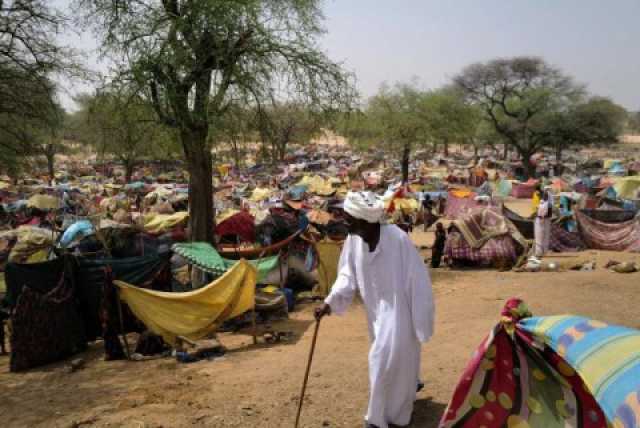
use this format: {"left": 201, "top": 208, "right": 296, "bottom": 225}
{"left": 556, "top": 144, "right": 563, "bottom": 163}
{"left": 503, "top": 143, "right": 509, "bottom": 160}
{"left": 521, "top": 151, "right": 536, "bottom": 179}
{"left": 401, "top": 143, "right": 410, "bottom": 184}
{"left": 443, "top": 138, "right": 449, "bottom": 157}
{"left": 473, "top": 143, "right": 479, "bottom": 165}
{"left": 46, "top": 152, "right": 55, "bottom": 186}
{"left": 124, "top": 160, "right": 134, "bottom": 183}
{"left": 182, "top": 129, "right": 214, "bottom": 244}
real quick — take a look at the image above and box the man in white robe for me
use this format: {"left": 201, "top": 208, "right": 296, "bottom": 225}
{"left": 315, "top": 191, "right": 435, "bottom": 428}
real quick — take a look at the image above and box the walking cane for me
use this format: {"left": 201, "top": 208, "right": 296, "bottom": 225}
{"left": 294, "top": 319, "right": 321, "bottom": 428}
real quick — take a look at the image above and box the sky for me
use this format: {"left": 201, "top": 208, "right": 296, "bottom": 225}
{"left": 55, "top": 0, "right": 640, "bottom": 111}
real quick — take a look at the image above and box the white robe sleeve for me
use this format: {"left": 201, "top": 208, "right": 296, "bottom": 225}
{"left": 324, "top": 237, "right": 357, "bottom": 316}
{"left": 406, "top": 240, "right": 435, "bottom": 343}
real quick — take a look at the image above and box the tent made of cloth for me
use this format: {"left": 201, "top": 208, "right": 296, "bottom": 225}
{"left": 27, "top": 194, "right": 60, "bottom": 210}
{"left": 215, "top": 211, "right": 255, "bottom": 243}
{"left": 439, "top": 298, "right": 640, "bottom": 428}
{"left": 249, "top": 187, "right": 272, "bottom": 202}
{"left": 311, "top": 238, "right": 343, "bottom": 297}
{"left": 445, "top": 190, "right": 480, "bottom": 220}
{"left": 576, "top": 211, "right": 640, "bottom": 252}
{"left": 614, "top": 176, "right": 640, "bottom": 200}
{"left": 143, "top": 212, "right": 188, "bottom": 235}
{"left": 296, "top": 175, "right": 334, "bottom": 196}
{"left": 172, "top": 242, "right": 279, "bottom": 283}
{"left": 115, "top": 259, "right": 256, "bottom": 346}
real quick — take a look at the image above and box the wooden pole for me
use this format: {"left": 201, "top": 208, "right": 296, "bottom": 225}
{"left": 115, "top": 288, "right": 131, "bottom": 360}
{"left": 251, "top": 307, "right": 258, "bottom": 345}
{"left": 294, "top": 319, "right": 321, "bottom": 428}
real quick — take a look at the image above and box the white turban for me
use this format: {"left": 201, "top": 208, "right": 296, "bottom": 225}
{"left": 343, "top": 191, "right": 385, "bottom": 224}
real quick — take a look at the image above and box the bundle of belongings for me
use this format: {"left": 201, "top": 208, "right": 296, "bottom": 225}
{"left": 440, "top": 298, "right": 640, "bottom": 428}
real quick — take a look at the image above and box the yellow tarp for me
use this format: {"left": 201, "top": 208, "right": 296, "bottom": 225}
{"left": 312, "top": 239, "right": 343, "bottom": 297}
{"left": 115, "top": 260, "right": 257, "bottom": 346}
{"left": 249, "top": 187, "right": 272, "bottom": 202}
{"left": 216, "top": 208, "right": 240, "bottom": 224}
{"left": 614, "top": 176, "right": 640, "bottom": 199}
{"left": 297, "top": 175, "right": 334, "bottom": 196}
{"left": 450, "top": 189, "right": 473, "bottom": 199}
{"left": 384, "top": 197, "right": 419, "bottom": 213}
{"left": 27, "top": 194, "right": 59, "bottom": 210}
{"left": 143, "top": 211, "right": 189, "bottom": 234}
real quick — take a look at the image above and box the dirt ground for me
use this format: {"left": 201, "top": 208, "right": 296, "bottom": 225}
{"left": 2, "top": 205, "right": 640, "bottom": 427}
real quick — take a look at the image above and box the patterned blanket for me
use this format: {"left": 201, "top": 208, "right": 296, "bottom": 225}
{"left": 172, "top": 242, "right": 279, "bottom": 282}
{"left": 445, "top": 191, "right": 480, "bottom": 220}
{"left": 550, "top": 224, "right": 586, "bottom": 253}
{"left": 445, "top": 231, "right": 519, "bottom": 266}
{"left": 576, "top": 211, "right": 640, "bottom": 252}
{"left": 440, "top": 299, "right": 640, "bottom": 428}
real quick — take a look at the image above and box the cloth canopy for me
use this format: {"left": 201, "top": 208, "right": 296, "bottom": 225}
{"left": 143, "top": 212, "right": 188, "bottom": 235}
{"left": 172, "top": 242, "right": 279, "bottom": 282}
{"left": 440, "top": 298, "right": 640, "bottom": 428}
{"left": 115, "top": 260, "right": 256, "bottom": 346}
{"left": 576, "top": 211, "right": 640, "bottom": 252}
{"left": 614, "top": 177, "right": 640, "bottom": 200}
{"left": 27, "top": 194, "right": 59, "bottom": 210}
{"left": 312, "top": 239, "right": 343, "bottom": 297}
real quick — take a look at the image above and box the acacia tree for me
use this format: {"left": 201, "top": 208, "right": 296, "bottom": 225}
{"left": 83, "top": 88, "right": 159, "bottom": 182}
{"left": 454, "top": 57, "right": 583, "bottom": 177}
{"left": 341, "top": 83, "right": 427, "bottom": 183}
{"left": 257, "top": 101, "right": 324, "bottom": 163}
{"left": 0, "top": 1, "right": 76, "bottom": 175}
{"left": 420, "top": 87, "right": 482, "bottom": 159}
{"left": 79, "top": 0, "right": 353, "bottom": 243}
{"left": 546, "top": 97, "right": 626, "bottom": 163}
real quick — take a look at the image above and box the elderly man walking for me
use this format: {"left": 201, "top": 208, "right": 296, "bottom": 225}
{"left": 315, "top": 191, "right": 435, "bottom": 428}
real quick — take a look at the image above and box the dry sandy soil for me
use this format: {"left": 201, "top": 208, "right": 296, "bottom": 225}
{"left": 2, "top": 208, "right": 640, "bottom": 427}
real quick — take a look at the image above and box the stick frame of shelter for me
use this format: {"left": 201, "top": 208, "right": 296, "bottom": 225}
{"left": 115, "top": 287, "right": 131, "bottom": 360}
{"left": 294, "top": 319, "right": 321, "bottom": 428}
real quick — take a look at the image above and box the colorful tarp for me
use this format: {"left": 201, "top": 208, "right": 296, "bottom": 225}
{"left": 142, "top": 211, "right": 188, "bottom": 235}
{"left": 172, "top": 242, "right": 279, "bottom": 282}
{"left": 614, "top": 177, "right": 640, "bottom": 200}
{"left": 115, "top": 260, "right": 256, "bottom": 346}
{"left": 576, "top": 211, "right": 640, "bottom": 252}
{"left": 312, "top": 239, "right": 343, "bottom": 297}
{"left": 440, "top": 298, "right": 640, "bottom": 428}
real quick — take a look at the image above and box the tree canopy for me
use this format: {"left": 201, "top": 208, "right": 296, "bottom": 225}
{"left": 79, "top": 0, "right": 354, "bottom": 243}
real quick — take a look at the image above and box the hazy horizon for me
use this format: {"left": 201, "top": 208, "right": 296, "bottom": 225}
{"left": 54, "top": 0, "right": 640, "bottom": 112}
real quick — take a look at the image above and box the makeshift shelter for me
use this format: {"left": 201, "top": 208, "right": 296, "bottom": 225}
{"left": 142, "top": 212, "right": 188, "bottom": 235}
{"left": 115, "top": 260, "right": 256, "bottom": 346}
{"left": 440, "top": 298, "right": 640, "bottom": 428}
{"left": 215, "top": 211, "right": 256, "bottom": 243}
{"left": 26, "top": 194, "right": 59, "bottom": 210}
{"left": 172, "top": 242, "right": 279, "bottom": 283}
{"left": 445, "top": 189, "right": 480, "bottom": 220}
{"left": 511, "top": 181, "right": 538, "bottom": 199}
{"left": 310, "top": 238, "right": 343, "bottom": 297}
{"left": 576, "top": 211, "right": 640, "bottom": 252}
{"left": 444, "top": 209, "right": 527, "bottom": 267}
{"left": 614, "top": 176, "right": 640, "bottom": 200}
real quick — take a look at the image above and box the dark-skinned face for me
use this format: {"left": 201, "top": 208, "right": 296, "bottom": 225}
{"left": 343, "top": 212, "right": 368, "bottom": 237}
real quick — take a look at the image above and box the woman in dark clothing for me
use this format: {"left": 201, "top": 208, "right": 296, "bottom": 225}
{"left": 431, "top": 222, "right": 447, "bottom": 268}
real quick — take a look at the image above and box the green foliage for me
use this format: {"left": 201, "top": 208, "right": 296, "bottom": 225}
{"left": 76, "top": 85, "right": 179, "bottom": 181}
{"left": 454, "top": 57, "right": 584, "bottom": 174}
{"left": 79, "top": 0, "right": 354, "bottom": 241}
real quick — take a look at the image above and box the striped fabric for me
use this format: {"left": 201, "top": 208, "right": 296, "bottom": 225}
{"left": 576, "top": 212, "right": 640, "bottom": 252}
{"left": 520, "top": 316, "right": 640, "bottom": 428}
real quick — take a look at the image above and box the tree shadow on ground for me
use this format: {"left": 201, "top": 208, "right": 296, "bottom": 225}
{"left": 224, "top": 317, "right": 315, "bottom": 354}
{"left": 407, "top": 396, "right": 448, "bottom": 427}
